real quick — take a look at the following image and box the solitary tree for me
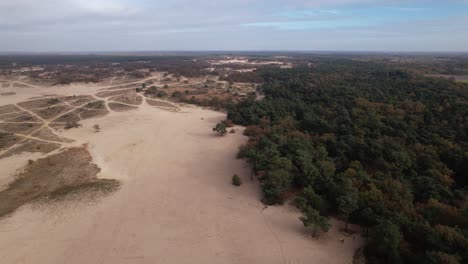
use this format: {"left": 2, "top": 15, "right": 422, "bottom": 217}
{"left": 93, "top": 124, "right": 101, "bottom": 133}
{"left": 213, "top": 122, "right": 227, "bottom": 136}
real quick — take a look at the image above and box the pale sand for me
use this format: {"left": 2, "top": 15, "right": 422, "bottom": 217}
{"left": 0, "top": 81, "right": 363, "bottom": 264}
{"left": 0, "top": 152, "right": 44, "bottom": 191}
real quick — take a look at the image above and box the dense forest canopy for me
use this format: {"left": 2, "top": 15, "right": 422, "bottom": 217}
{"left": 227, "top": 61, "right": 468, "bottom": 263}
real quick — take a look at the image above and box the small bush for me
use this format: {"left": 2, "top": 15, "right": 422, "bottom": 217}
{"left": 157, "top": 91, "right": 168, "bottom": 98}
{"left": 64, "top": 121, "right": 81, "bottom": 130}
{"left": 232, "top": 174, "right": 242, "bottom": 186}
{"left": 47, "top": 98, "right": 60, "bottom": 105}
{"left": 172, "top": 91, "right": 183, "bottom": 98}
{"left": 213, "top": 122, "right": 227, "bottom": 135}
{"left": 144, "top": 86, "right": 158, "bottom": 95}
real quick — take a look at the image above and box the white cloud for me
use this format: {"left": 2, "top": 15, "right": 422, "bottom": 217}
{"left": 71, "top": 0, "right": 137, "bottom": 15}
{"left": 0, "top": 0, "right": 466, "bottom": 51}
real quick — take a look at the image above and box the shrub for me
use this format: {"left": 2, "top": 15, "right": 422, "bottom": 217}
{"left": 232, "top": 174, "right": 242, "bottom": 186}
{"left": 64, "top": 121, "right": 81, "bottom": 130}
{"left": 157, "top": 91, "right": 168, "bottom": 98}
{"left": 47, "top": 98, "right": 60, "bottom": 105}
{"left": 172, "top": 91, "right": 183, "bottom": 98}
{"left": 213, "top": 122, "right": 227, "bottom": 135}
{"left": 144, "top": 86, "right": 158, "bottom": 95}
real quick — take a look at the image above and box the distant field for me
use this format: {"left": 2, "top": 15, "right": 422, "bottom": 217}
{"left": 425, "top": 74, "right": 468, "bottom": 82}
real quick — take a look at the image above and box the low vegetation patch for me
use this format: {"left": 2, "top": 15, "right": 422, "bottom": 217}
{"left": 232, "top": 174, "right": 242, "bottom": 186}
{"left": 144, "top": 85, "right": 159, "bottom": 96}
{"left": 0, "top": 131, "right": 17, "bottom": 150}
{"left": 64, "top": 121, "right": 81, "bottom": 130}
{"left": 0, "top": 139, "right": 61, "bottom": 159}
{"left": 0, "top": 147, "right": 120, "bottom": 219}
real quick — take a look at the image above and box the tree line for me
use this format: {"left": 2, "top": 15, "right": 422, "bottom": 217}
{"left": 227, "top": 61, "right": 468, "bottom": 264}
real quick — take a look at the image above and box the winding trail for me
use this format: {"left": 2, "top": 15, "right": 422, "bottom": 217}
{"left": 0, "top": 76, "right": 178, "bottom": 157}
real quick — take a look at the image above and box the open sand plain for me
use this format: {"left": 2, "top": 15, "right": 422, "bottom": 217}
{"left": 0, "top": 77, "right": 363, "bottom": 264}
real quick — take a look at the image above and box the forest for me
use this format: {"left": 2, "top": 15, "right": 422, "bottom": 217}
{"left": 227, "top": 61, "right": 468, "bottom": 264}
{"left": 0, "top": 55, "right": 212, "bottom": 84}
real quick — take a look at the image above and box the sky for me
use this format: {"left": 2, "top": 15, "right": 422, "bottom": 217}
{"left": 0, "top": 0, "right": 467, "bottom": 52}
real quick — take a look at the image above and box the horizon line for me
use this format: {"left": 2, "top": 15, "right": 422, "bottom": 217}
{"left": 1, "top": 50, "right": 468, "bottom": 56}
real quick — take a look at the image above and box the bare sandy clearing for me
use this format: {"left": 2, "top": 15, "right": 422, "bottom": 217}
{"left": 0, "top": 79, "right": 362, "bottom": 264}
{"left": 146, "top": 99, "right": 180, "bottom": 112}
{"left": 96, "top": 89, "right": 135, "bottom": 98}
{"left": 110, "top": 92, "right": 143, "bottom": 105}
{"left": 108, "top": 102, "right": 138, "bottom": 112}
{"left": 62, "top": 95, "right": 95, "bottom": 106}
{"left": 425, "top": 74, "right": 468, "bottom": 82}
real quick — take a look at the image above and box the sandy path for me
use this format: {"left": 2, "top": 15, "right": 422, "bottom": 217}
{"left": 0, "top": 82, "right": 362, "bottom": 264}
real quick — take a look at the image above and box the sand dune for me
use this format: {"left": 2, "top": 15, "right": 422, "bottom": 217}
{"left": 0, "top": 82, "right": 362, "bottom": 264}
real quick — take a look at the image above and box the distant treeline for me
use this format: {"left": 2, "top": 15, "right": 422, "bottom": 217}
{"left": 0, "top": 55, "right": 213, "bottom": 84}
{"left": 227, "top": 62, "right": 468, "bottom": 264}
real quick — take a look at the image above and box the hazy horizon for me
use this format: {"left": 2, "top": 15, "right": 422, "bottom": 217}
{"left": 2, "top": 50, "right": 468, "bottom": 55}
{"left": 1, "top": 0, "right": 468, "bottom": 52}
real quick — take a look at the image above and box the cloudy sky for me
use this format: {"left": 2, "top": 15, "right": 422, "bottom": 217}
{"left": 1, "top": 0, "right": 467, "bottom": 52}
